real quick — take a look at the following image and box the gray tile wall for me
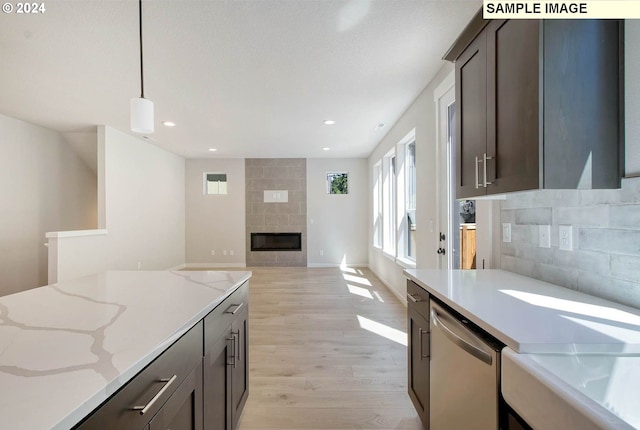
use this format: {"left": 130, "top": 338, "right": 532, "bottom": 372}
{"left": 501, "top": 177, "right": 640, "bottom": 308}
{"left": 245, "top": 158, "right": 307, "bottom": 266}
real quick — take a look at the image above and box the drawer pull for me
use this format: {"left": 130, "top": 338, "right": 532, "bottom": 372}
{"left": 224, "top": 303, "right": 244, "bottom": 315}
{"left": 132, "top": 374, "right": 177, "bottom": 415}
{"left": 227, "top": 334, "right": 236, "bottom": 368}
{"left": 407, "top": 293, "right": 423, "bottom": 303}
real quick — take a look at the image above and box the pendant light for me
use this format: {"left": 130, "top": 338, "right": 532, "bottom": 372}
{"left": 131, "top": 0, "right": 154, "bottom": 134}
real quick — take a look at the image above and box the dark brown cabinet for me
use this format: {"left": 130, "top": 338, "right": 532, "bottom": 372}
{"left": 204, "top": 282, "right": 249, "bottom": 430}
{"left": 406, "top": 280, "right": 430, "bottom": 428}
{"left": 74, "top": 323, "right": 203, "bottom": 430}
{"left": 149, "top": 362, "right": 203, "bottom": 430}
{"left": 453, "top": 17, "right": 623, "bottom": 199}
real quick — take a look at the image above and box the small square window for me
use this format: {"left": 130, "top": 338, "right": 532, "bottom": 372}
{"left": 204, "top": 173, "right": 227, "bottom": 195}
{"left": 327, "top": 172, "right": 348, "bottom": 194}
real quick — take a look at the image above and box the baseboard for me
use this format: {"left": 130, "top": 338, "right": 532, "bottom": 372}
{"left": 307, "top": 263, "right": 369, "bottom": 268}
{"left": 167, "top": 263, "right": 187, "bottom": 270}
{"left": 367, "top": 264, "right": 407, "bottom": 307}
{"left": 182, "top": 263, "right": 247, "bottom": 269}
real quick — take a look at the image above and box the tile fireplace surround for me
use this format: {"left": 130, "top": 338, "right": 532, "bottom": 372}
{"left": 245, "top": 158, "right": 307, "bottom": 266}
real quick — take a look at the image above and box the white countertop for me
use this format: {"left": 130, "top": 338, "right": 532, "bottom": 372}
{"left": 404, "top": 269, "right": 640, "bottom": 354}
{"left": 0, "top": 270, "right": 251, "bottom": 430}
{"left": 502, "top": 348, "right": 638, "bottom": 430}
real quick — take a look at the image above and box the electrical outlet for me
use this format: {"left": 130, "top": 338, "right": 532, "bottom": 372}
{"left": 211, "top": 250, "right": 215, "bottom": 256}
{"left": 223, "top": 250, "right": 227, "bottom": 256}
{"left": 230, "top": 250, "right": 234, "bottom": 256}
{"left": 502, "top": 223, "right": 512, "bottom": 243}
{"left": 539, "top": 225, "right": 551, "bottom": 248}
{"left": 320, "top": 250, "right": 324, "bottom": 256}
{"left": 137, "top": 261, "right": 142, "bottom": 270}
{"left": 559, "top": 225, "right": 573, "bottom": 251}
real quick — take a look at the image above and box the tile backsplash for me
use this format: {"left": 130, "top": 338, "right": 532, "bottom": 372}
{"left": 501, "top": 177, "right": 640, "bottom": 309}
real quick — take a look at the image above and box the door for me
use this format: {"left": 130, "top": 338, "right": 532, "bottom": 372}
{"left": 436, "top": 81, "right": 456, "bottom": 269}
{"left": 407, "top": 304, "right": 430, "bottom": 428}
{"left": 486, "top": 19, "right": 540, "bottom": 194}
{"left": 455, "top": 31, "right": 487, "bottom": 199}
{"left": 204, "top": 333, "right": 232, "bottom": 430}
{"left": 149, "top": 362, "right": 203, "bottom": 430}
{"left": 230, "top": 307, "right": 249, "bottom": 430}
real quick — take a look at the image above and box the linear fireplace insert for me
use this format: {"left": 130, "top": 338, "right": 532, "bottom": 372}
{"left": 251, "top": 232, "right": 302, "bottom": 251}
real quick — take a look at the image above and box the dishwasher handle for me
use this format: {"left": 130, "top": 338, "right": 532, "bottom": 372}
{"left": 431, "top": 307, "right": 492, "bottom": 365}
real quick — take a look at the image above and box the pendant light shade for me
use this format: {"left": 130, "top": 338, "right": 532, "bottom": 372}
{"left": 131, "top": 97, "right": 154, "bottom": 134}
{"left": 131, "top": 0, "right": 154, "bottom": 134}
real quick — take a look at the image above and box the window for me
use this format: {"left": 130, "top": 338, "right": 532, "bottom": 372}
{"left": 327, "top": 172, "right": 348, "bottom": 194}
{"left": 373, "top": 163, "right": 382, "bottom": 247}
{"left": 406, "top": 140, "right": 416, "bottom": 260}
{"left": 204, "top": 173, "right": 227, "bottom": 195}
{"left": 382, "top": 151, "right": 396, "bottom": 256}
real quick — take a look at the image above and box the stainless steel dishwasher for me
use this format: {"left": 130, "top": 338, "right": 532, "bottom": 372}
{"left": 429, "top": 301, "right": 502, "bottom": 430}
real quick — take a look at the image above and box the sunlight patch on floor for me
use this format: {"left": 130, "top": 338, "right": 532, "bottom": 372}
{"left": 347, "top": 284, "right": 374, "bottom": 299}
{"left": 343, "top": 273, "right": 372, "bottom": 287}
{"left": 357, "top": 315, "right": 407, "bottom": 346}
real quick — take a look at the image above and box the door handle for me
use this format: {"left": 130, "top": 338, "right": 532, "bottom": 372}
{"left": 431, "top": 307, "right": 492, "bottom": 365}
{"left": 131, "top": 374, "right": 178, "bottom": 415}
{"left": 475, "top": 155, "right": 481, "bottom": 189}
{"left": 418, "top": 329, "right": 429, "bottom": 360}
{"left": 224, "top": 303, "right": 244, "bottom": 315}
{"left": 233, "top": 329, "right": 241, "bottom": 362}
{"left": 436, "top": 248, "right": 446, "bottom": 255}
{"left": 227, "top": 334, "right": 236, "bottom": 368}
{"left": 483, "top": 153, "right": 493, "bottom": 187}
{"left": 407, "top": 293, "right": 423, "bottom": 303}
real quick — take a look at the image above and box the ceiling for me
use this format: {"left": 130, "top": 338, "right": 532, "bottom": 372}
{"left": 0, "top": 0, "right": 480, "bottom": 159}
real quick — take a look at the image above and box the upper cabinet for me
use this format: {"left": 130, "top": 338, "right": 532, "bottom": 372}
{"left": 447, "top": 14, "right": 624, "bottom": 199}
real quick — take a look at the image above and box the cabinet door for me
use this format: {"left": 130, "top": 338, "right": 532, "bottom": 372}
{"left": 407, "top": 305, "right": 429, "bottom": 428}
{"left": 486, "top": 19, "right": 540, "bottom": 194}
{"left": 230, "top": 307, "right": 249, "bottom": 430}
{"left": 149, "top": 361, "right": 203, "bottom": 430}
{"left": 204, "top": 333, "right": 232, "bottom": 430}
{"left": 456, "top": 30, "right": 487, "bottom": 199}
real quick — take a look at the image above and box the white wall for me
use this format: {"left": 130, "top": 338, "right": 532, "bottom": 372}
{"left": 368, "top": 63, "right": 454, "bottom": 300}
{"left": 307, "top": 158, "right": 368, "bottom": 266}
{"left": 50, "top": 126, "right": 185, "bottom": 282}
{"left": 185, "top": 159, "right": 246, "bottom": 267}
{"left": 0, "top": 114, "right": 96, "bottom": 295}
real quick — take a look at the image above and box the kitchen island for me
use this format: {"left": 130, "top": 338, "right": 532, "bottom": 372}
{"left": 0, "top": 270, "right": 251, "bottom": 430}
{"left": 405, "top": 269, "right": 640, "bottom": 430}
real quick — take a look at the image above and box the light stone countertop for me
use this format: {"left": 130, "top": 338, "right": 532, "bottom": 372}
{"left": 404, "top": 269, "right": 640, "bottom": 354}
{"left": 0, "top": 270, "right": 251, "bottom": 430}
{"left": 405, "top": 269, "right": 640, "bottom": 429}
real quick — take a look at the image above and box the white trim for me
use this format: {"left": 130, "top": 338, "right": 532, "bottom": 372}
{"left": 433, "top": 70, "right": 455, "bottom": 102}
{"left": 395, "top": 257, "right": 416, "bottom": 270}
{"left": 367, "top": 264, "right": 407, "bottom": 307}
{"left": 182, "top": 263, "right": 247, "bottom": 269}
{"left": 45, "top": 229, "right": 108, "bottom": 239}
{"left": 167, "top": 263, "right": 188, "bottom": 270}
{"left": 308, "top": 263, "right": 369, "bottom": 268}
{"left": 382, "top": 251, "right": 396, "bottom": 261}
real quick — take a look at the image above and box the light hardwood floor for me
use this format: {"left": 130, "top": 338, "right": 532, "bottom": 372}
{"left": 235, "top": 266, "right": 424, "bottom": 430}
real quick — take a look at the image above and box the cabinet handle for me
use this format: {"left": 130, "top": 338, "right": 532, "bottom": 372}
{"left": 418, "top": 329, "right": 429, "bottom": 360}
{"left": 475, "top": 156, "right": 481, "bottom": 189}
{"left": 131, "top": 374, "right": 177, "bottom": 415}
{"left": 407, "top": 293, "right": 423, "bottom": 303}
{"left": 233, "top": 329, "right": 241, "bottom": 362}
{"left": 227, "top": 334, "right": 236, "bottom": 368}
{"left": 483, "top": 153, "right": 493, "bottom": 187}
{"left": 224, "top": 302, "right": 244, "bottom": 315}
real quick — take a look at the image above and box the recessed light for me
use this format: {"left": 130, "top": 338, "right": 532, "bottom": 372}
{"left": 322, "top": 147, "right": 331, "bottom": 151}
{"left": 162, "top": 121, "right": 176, "bottom": 127}
{"left": 323, "top": 120, "right": 336, "bottom": 125}
{"left": 208, "top": 148, "right": 217, "bottom": 152}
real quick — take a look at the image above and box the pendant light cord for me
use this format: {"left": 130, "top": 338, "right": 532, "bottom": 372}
{"left": 139, "top": 0, "right": 145, "bottom": 99}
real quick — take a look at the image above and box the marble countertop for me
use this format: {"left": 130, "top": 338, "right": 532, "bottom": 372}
{"left": 404, "top": 269, "right": 640, "bottom": 354}
{"left": 0, "top": 270, "right": 251, "bottom": 430}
